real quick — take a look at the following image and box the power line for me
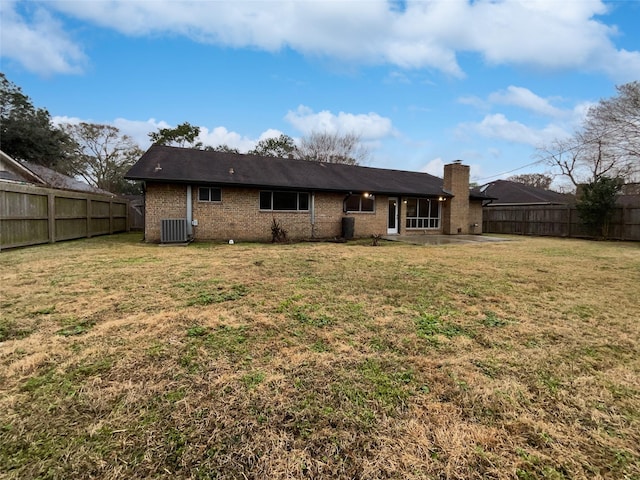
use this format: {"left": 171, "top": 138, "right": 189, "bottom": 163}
{"left": 475, "top": 159, "right": 546, "bottom": 182}
{"left": 475, "top": 121, "right": 634, "bottom": 183}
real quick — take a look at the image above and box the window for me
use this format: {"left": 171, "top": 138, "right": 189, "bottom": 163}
{"left": 260, "top": 191, "right": 309, "bottom": 211}
{"left": 405, "top": 197, "right": 440, "bottom": 229}
{"left": 198, "top": 187, "right": 222, "bottom": 202}
{"left": 345, "top": 194, "right": 375, "bottom": 212}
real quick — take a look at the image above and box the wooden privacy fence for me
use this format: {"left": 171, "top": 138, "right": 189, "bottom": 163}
{"left": 483, "top": 205, "right": 640, "bottom": 241}
{"left": 1, "top": 182, "right": 129, "bottom": 251}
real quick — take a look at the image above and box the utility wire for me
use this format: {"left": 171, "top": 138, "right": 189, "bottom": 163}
{"left": 475, "top": 121, "right": 634, "bottom": 183}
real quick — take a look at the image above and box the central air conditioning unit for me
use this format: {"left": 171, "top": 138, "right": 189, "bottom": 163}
{"left": 160, "top": 219, "right": 188, "bottom": 243}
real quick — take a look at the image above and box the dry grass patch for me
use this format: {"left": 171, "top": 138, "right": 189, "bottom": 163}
{"left": 1, "top": 233, "right": 639, "bottom": 479}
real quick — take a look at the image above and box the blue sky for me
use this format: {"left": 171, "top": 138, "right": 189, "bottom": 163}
{"left": 2, "top": 0, "right": 639, "bottom": 189}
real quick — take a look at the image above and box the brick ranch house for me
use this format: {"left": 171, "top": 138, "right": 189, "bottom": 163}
{"left": 125, "top": 145, "right": 489, "bottom": 243}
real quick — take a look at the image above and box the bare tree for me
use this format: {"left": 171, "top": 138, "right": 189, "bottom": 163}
{"left": 540, "top": 82, "right": 640, "bottom": 188}
{"left": 583, "top": 81, "right": 639, "bottom": 181}
{"left": 537, "top": 136, "right": 583, "bottom": 188}
{"left": 62, "top": 123, "right": 143, "bottom": 194}
{"left": 296, "top": 131, "right": 369, "bottom": 165}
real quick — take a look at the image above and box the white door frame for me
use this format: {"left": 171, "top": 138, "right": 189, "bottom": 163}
{"left": 387, "top": 197, "right": 398, "bottom": 234}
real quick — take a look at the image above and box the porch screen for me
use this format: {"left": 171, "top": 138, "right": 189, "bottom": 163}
{"left": 405, "top": 198, "right": 440, "bottom": 229}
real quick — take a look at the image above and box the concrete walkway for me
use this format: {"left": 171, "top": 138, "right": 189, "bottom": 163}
{"left": 382, "top": 234, "right": 508, "bottom": 245}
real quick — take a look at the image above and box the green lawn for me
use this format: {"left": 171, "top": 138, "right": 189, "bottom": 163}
{"left": 1, "top": 233, "right": 639, "bottom": 479}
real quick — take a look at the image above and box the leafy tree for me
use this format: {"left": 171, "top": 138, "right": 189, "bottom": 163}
{"left": 0, "top": 73, "right": 74, "bottom": 168}
{"left": 148, "top": 122, "right": 202, "bottom": 149}
{"left": 248, "top": 134, "right": 297, "bottom": 157}
{"left": 204, "top": 144, "right": 240, "bottom": 154}
{"left": 576, "top": 176, "right": 622, "bottom": 239}
{"left": 296, "top": 131, "right": 369, "bottom": 165}
{"left": 62, "top": 122, "right": 143, "bottom": 195}
{"left": 507, "top": 173, "right": 553, "bottom": 189}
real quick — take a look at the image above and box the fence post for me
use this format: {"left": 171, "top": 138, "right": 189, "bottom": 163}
{"left": 86, "top": 198, "right": 92, "bottom": 238}
{"left": 109, "top": 201, "right": 114, "bottom": 234}
{"left": 48, "top": 193, "right": 56, "bottom": 244}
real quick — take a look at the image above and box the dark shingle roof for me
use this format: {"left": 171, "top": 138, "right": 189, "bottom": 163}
{"left": 1, "top": 149, "right": 115, "bottom": 195}
{"left": 481, "top": 180, "right": 572, "bottom": 206}
{"left": 0, "top": 170, "right": 25, "bottom": 182}
{"left": 126, "top": 145, "right": 450, "bottom": 197}
{"left": 22, "top": 161, "right": 115, "bottom": 196}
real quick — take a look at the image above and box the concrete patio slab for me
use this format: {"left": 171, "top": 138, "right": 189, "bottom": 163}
{"left": 383, "top": 234, "right": 509, "bottom": 245}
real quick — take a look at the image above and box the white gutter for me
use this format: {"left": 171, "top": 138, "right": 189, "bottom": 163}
{"left": 311, "top": 192, "right": 316, "bottom": 238}
{"left": 186, "top": 185, "right": 193, "bottom": 237}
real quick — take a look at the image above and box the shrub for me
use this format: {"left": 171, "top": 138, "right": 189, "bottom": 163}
{"left": 270, "top": 217, "right": 288, "bottom": 243}
{"left": 576, "top": 176, "right": 622, "bottom": 239}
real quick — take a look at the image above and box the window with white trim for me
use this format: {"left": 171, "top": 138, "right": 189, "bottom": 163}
{"left": 405, "top": 198, "right": 440, "bottom": 229}
{"left": 345, "top": 194, "right": 375, "bottom": 212}
{"left": 198, "top": 187, "right": 222, "bottom": 202}
{"left": 259, "top": 191, "right": 309, "bottom": 211}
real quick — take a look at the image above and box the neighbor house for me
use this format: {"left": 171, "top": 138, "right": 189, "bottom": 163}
{"left": 125, "top": 145, "right": 490, "bottom": 243}
{"left": 480, "top": 180, "right": 573, "bottom": 207}
{"left": 1, "top": 150, "right": 128, "bottom": 250}
{"left": 0, "top": 150, "right": 115, "bottom": 196}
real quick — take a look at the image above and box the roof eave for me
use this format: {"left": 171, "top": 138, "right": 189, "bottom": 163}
{"left": 130, "top": 177, "right": 447, "bottom": 197}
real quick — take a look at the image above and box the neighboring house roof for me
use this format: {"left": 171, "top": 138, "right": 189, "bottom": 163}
{"left": 21, "top": 161, "right": 115, "bottom": 196}
{"left": 0, "top": 170, "right": 27, "bottom": 182}
{"left": 0, "top": 149, "right": 115, "bottom": 196}
{"left": 126, "top": 145, "right": 490, "bottom": 200}
{"left": 0, "top": 150, "right": 46, "bottom": 185}
{"left": 480, "top": 180, "right": 572, "bottom": 206}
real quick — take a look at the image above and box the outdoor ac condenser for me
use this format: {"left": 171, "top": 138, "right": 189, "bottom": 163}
{"left": 160, "top": 219, "right": 188, "bottom": 243}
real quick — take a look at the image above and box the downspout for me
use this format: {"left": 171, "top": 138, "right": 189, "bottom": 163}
{"left": 310, "top": 192, "right": 316, "bottom": 238}
{"left": 186, "top": 185, "right": 193, "bottom": 238}
{"left": 343, "top": 192, "right": 352, "bottom": 213}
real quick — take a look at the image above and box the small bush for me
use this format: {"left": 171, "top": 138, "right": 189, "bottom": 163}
{"left": 270, "top": 217, "right": 288, "bottom": 243}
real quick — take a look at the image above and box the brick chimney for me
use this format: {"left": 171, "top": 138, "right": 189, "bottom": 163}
{"left": 442, "top": 160, "right": 470, "bottom": 234}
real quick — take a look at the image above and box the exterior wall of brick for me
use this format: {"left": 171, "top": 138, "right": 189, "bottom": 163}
{"left": 442, "top": 162, "right": 470, "bottom": 234}
{"left": 145, "top": 183, "right": 392, "bottom": 242}
{"left": 468, "top": 200, "right": 484, "bottom": 234}
{"left": 144, "top": 182, "right": 478, "bottom": 242}
{"left": 145, "top": 183, "right": 187, "bottom": 242}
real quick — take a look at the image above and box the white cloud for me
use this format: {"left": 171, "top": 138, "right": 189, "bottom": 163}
{"left": 51, "top": 116, "right": 272, "bottom": 153}
{"left": 456, "top": 87, "right": 593, "bottom": 149}
{"left": 285, "top": 105, "right": 393, "bottom": 139}
{"left": 0, "top": 1, "right": 86, "bottom": 75}
{"left": 52, "top": 115, "right": 84, "bottom": 126}
{"left": 460, "top": 113, "right": 570, "bottom": 147}
{"left": 458, "top": 95, "right": 488, "bottom": 110}
{"left": 419, "top": 157, "right": 445, "bottom": 176}
{"left": 3, "top": 0, "right": 634, "bottom": 79}
{"left": 113, "top": 118, "right": 171, "bottom": 149}
{"left": 384, "top": 71, "right": 412, "bottom": 84}
{"left": 198, "top": 126, "right": 263, "bottom": 153}
{"left": 257, "top": 129, "right": 285, "bottom": 141}
{"left": 488, "top": 86, "right": 565, "bottom": 118}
